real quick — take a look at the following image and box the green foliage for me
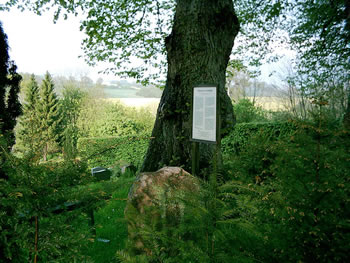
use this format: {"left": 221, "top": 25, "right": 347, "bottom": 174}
{"left": 60, "top": 85, "right": 87, "bottom": 160}
{"left": 289, "top": 0, "right": 349, "bottom": 75}
{"left": 77, "top": 99, "right": 154, "bottom": 138}
{"left": 0, "top": 143, "right": 93, "bottom": 262}
{"left": 233, "top": 0, "right": 292, "bottom": 69}
{"left": 60, "top": 85, "right": 86, "bottom": 127}
{"left": 118, "top": 173, "right": 265, "bottom": 263}
{"left": 0, "top": 138, "right": 29, "bottom": 262}
{"left": 22, "top": 74, "right": 40, "bottom": 111}
{"left": 1, "top": 132, "right": 137, "bottom": 262}
{"left": 235, "top": 0, "right": 350, "bottom": 123}
{"left": 222, "top": 121, "right": 296, "bottom": 157}
{"left": 3, "top": 0, "right": 176, "bottom": 84}
{"left": 61, "top": 124, "right": 79, "bottom": 161}
{"left": 77, "top": 135, "right": 150, "bottom": 168}
{"left": 266, "top": 126, "right": 349, "bottom": 262}
{"left": 233, "top": 98, "right": 267, "bottom": 123}
{"left": 15, "top": 74, "right": 42, "bottom": 159}
{"left": 234, "top": 0, "right": 349, "bottom": 74}
{"left": 224, "top": 118, "right": 350, "bottom": 262}
{"left": 4, "top": 104, "right": 349, "bottom": 263}
{"left": 16, "top": 77, "right": 155, "bottom": 164}
{"left": 80, "top": 0, "right": 175, "bottom": 85}
{"left": 266, "top": 110, "right": 293, "bottom": 122}
{"left": 37, "top": 72, "right": 62, "bottom": 161}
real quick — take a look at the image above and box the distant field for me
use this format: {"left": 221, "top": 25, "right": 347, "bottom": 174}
{"left": 249, "top": 97, "right": 290, "bottom": 111}
{"left": 103, "top": 95, "right": 289, "bottom": 114}
{"left": 103, "top": 86, "right": 142, "bottom": 98}
{"left": 105, "top": 98, "right": 161, "bottom": 115}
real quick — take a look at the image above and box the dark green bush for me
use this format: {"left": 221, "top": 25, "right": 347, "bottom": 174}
{"left": 223, "top": 119, "right": 350, "bottom": 262}
{"left": 222, "top": 121, "right": 296, "bottom": 157}
{"left": 266, "top": 123, "right": 349, "bottom": 262}
{"left": 0, "top": 152, "right": 95, "bottom": 262}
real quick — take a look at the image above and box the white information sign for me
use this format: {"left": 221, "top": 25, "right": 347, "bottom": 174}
{"left": 192, "top": 86, "right": 217, "bottom": 142}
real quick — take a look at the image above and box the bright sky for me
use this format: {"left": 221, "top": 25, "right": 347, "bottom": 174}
{"left": 1, "top": 8, "right": 110, "bottom": 82}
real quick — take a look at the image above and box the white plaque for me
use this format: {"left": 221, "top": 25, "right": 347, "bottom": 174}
{"left": 192, "top": 86, "right": 217, "bottom": 142}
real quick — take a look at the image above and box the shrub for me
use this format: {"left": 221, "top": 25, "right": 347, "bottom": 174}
{"left": 222, "top": 121, "right": 296, "bottom": 157}
{"left": 77, "top": 99, "right": 154, "bottom": 138}
{"left": 233, "top": 99, "right": 267, "bottom": 123}
{"left": 264, "top": 122, "right": 350, "bottom": 262}
{"left": 0, "top": 151, "right": 94, "bottom": 262}
{"left": 223, "top": 119, "right": 350, "bottom": 262}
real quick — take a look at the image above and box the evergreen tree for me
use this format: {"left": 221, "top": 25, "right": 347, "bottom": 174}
{"left": 16, "top": 74, "right": 42, "bottom": 159}
{"left": 0, "top": 21, "right": 23, "bottom": 261}
{"left": 0, "top": 21, "right": 22, "bottom": 149}
{"left": 0, "top": 22, "right": 9, "bottom": 127}
{"left": 60, "top": 85, "right": 85, "bottom": 160}
{"left": 38, "top": 72, "right": 61, "bottom": 161}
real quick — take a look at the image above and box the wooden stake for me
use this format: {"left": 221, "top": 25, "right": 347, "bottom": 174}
{"left": 192, "top": 142, "right": 199, "bottom": 176}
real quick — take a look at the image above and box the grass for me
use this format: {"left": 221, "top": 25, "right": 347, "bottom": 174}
{"left": 22, "top": 172, "right": 135, "bottom": 262}
{"left": 86, "top": 176, "right": 135, "bottom": 263}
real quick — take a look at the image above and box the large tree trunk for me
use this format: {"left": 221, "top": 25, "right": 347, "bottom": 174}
{"left": 141, "top": 0, "right": 239, "bottom": 173}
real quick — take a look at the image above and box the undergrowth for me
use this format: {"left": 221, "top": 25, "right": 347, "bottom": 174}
{"left": 2, "top": 114, "right": 349, "bottom": 262}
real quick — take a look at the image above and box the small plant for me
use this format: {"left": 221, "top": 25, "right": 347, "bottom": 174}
{"left": 233, "top": 98, "right": 267, "bottom": 123}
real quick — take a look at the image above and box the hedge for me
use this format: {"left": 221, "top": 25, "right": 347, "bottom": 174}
{"left": 78, "top": 122, "right": 296, "bottom": 169}
{"left": 222, "top": 121, "right": 296, "bottom": 156}
{"left": 77, "top": 135, "right": 152, "bottom": 169}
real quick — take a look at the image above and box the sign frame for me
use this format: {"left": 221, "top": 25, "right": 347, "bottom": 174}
{"left": 191, "top": 84, "right": 219, "bottom": 144}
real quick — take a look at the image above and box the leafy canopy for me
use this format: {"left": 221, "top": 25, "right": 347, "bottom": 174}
{"left": 1, "top": 0, "right": 175, "bottom": 85}
{"left": 2, "top": 1, "right": 349, "bottom": 85}
{"left": 235, "top": 0, "right": 350, "bottom": 76}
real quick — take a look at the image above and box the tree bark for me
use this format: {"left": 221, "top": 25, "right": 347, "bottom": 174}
{"left": 141, "top": 0, "right": 239, "bottom": 173}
